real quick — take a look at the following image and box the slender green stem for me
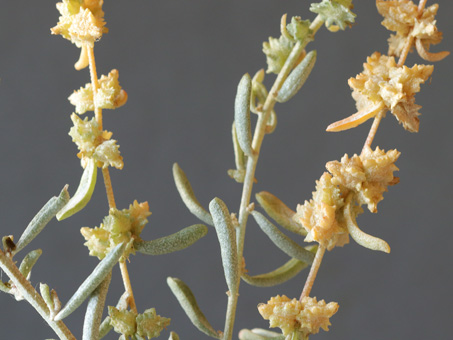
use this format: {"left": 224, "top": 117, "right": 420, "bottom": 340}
{"left": 0, "top": 249, "right": 76, "bottom": 340}
{"left": 299, "top": 245, "right": 325, "bottom": 300}
{"left": 222, "top": 15, "right": 324, "bottom": 340}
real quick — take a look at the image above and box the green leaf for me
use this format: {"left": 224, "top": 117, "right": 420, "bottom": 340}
{"left": 57, "top": 158, "right": 97, "bottom": 221}
{"left": 310, "top": 0, "right": 356, "bottom": 31}
{"left": 209, "top": 198, "right": 239, "bottom": 294}
{"left": 167, "top": 277, "right": 220, "bottom": 339}
{"left": 239, "top": 329, "right": 285, "bottom": 340}
{"left": 98, "top": 316, "right": 112, "bottom": 340}
{"left": 276, "top": 50, "right": 317, "bottom": 103}
{"left": 255, "top": 192, "right": 305, "bottom": 236}
{"left": 39, "top": 283, "right": 54, "bottom": 312}
{"left": 344, "top": 202, "right": 390, "bottom": 253}
{"left": 241, "top": 250, "right": 315, "bottom": 287}
{"left": 234, "top": 74, "right": 253, "bottom": 157}
{"left": 135, "top": 224, "right": 208, "bottom": 255}
{"left": 18, "top": 249, "right": 42, "bottom": 279}
{"left": 82, "top": 272, "right": 112, "bottom": 340}
{"left": 55, "top": 242, "right": 125, "bottom": 321}
{"left": 169, "top": 331, "right": 180, "bottom": 340}
{"left": 252, "top": 211, "right": 314, "bottom": 264}
{"left": 172, "top": 163, "right": 213, "bottom": 226}
{"left": 232, "top": 122, "right": 246, "bottom": 172}
{"left": 14, "top": 187, "right": 70, "bottom": 254}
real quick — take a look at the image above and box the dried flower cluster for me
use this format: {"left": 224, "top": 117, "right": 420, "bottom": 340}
{"left": 258, "top": 295, "right": 339, "bottom": 336}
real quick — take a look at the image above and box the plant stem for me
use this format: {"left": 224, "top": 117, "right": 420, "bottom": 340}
{"left": 119, "top": 261, "right": 138, "bottom": 314}
{"left": 0, "top": 249, "right": 76, "bottom": 340}
{"left": 361, "top": 109, "right": 384, "bottom": 153}
{"left": 87, "top": 45, "right": 137, "bottom": 314}
{"left": 222, "top": 16, "right": 324, "bottom": 340}
{"left": 299, "top": 245, "right": 325, "bottom": 300}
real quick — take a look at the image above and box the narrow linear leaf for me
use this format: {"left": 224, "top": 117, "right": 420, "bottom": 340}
{"left": 264, "top": 110, "right": 277, "bottom": 134}
{"left": 19, "top": 249, "right": 42, "bottom": 279}
{"left": 345, "top": 202, "right": 390, "bottom": 253}
{"left": 14, "top": 187, "right": 70, "bottom": 254}
{"left": 98, "top": 316, "right": 112, "bottom": 340}
{"left": 135, "top": 224, "right": 208, "bottom": 255}
{"left": 209, "top": 198, "right": 238, "bottom": 294}
{"left": 256, "top": 192, "right": 305, "bottom": 236}
{"left": 57, "top": 158, "right": 97, "bottom": 221}
{"left": 40, "top": 283, "right": 54, "bottom": 312}
{"left": 241, "top": 249, "right": 315, "bottom": 287}
{"left": 55, "top": 242, "right": 125, "bottom": 321}
{"left": 232, "top": 122, "right": 246, "bottom": 171}
{"left": 173, "top": 163, "right": 213, "bottom": 226}
{"left": 167, "top": 277, "right": 219, "bottom": 339}
{"left": 252, "top": 211, "right": 314, "bottom": 264}
{"left": 169, "top": 331, "right": 180, "bottom": 340}
{"left": 276, "top": 50, "right": 317, "bottom": 103}
{"left": 239, "top": 330, "right": 268, "bottom": 340}
{"left": 234, "top": 73, "right": 253, "bottom": 156}
{"left": 82, "top": 271, "right": 112, "bottom": 340}
{"left": 251, "top": 329, "right": 286, "bottom": 339}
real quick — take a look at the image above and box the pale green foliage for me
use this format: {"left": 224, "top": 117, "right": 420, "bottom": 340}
{"left": 109, "top": 307, "right": 137, "bottom": 336}
{"left": 310, "top": 0, "right": 356, "bottom": 31}
{"left": 93, "top": 140, "right": 123, "bottom": 169}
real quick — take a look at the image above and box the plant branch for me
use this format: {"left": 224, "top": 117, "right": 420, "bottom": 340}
{"left": 0, "top": 249, "right": 76, "bottom": 340}
{"left": 299, "top": 245, "right": 325, "bottom": 300}
{"left": 222, "top": 15, "right": 324, "bottom": 340}
{"left": 119, "top": 260, "right": 138, "bottom": 313}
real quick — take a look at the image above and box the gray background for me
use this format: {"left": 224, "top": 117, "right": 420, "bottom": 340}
{"left": 0, "top": 1, "right": 452, "bottom": 339}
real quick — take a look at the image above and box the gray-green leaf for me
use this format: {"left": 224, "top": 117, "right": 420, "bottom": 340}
{"left": 55, "top": 242, "right": 125, "bottom": 321}
{"left": 209, "top": 198, "right": 238, "bottom": 294}
{"left": 14, "top": 187, "right": 70, "bottom": 254}
{"left": 234, "top": 74, "right": 253, "bottom": 157}
{"left": 239, "top": 329, "right": 285, "bottom": 340}
{"left": 82, "top": 272, "right": 112, "bottom": 340}
{"left": 135, "top": 224, "right": 208, "bottom": 255}
{"left": 169, "top": 331, "right": 180, "bottom": 340}
{"left": 173, "top": 163, "right": 213, "bottom": 226}
{"left": 252, "top": 211, "right": 314, "bottom": 264}
{"left": 255, "top": 191, "right": 305, "bottom": 236}
{"left": 276, "top": 50, "right": 317, "bottom": 103}
{"left": 167, "top": 277, "right": 219, "bottom": 339}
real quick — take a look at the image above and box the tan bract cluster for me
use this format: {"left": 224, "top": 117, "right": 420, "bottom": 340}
{"left": 326, "top": 146, "right": 400, "bottom": 213}
{"left": 69, "top": 113, "right": 123, "bottom": 169}
{"left": 81, "top": 201, "right": 151, "bottom": 260}
{"left": 108, "top": 306, "right": 170, "bottom": 339}
{"left": 296, "top": 173, "right": 349, "bottom": 250}
{"left": 258, "top": 295, "right": 339, "bottom": 336}
{"left": 51, "top": 0, "right": 107, "bottom": 48}
{"left": 376, "top": 0, "right": 442, "bottom": 57}
{"left": 69, "top": 70, "right": 128, "bottom": 114}
{"left": 349, "top": 52, "right": 433, "bottom": 132}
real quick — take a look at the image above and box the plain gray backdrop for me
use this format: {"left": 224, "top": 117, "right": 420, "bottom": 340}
{"left": 0, "top": 1, "right": 452, "bottom": 339}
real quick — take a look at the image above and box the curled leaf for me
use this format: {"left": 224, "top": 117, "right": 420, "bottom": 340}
{"left": 18, "top": 249, "right": 42, "bottom": 279}
{"left": 167, "top": 277, "right": 219, "bottom": 339}
{"left": 252, "top": 211, "right": 314, "bottom": 264}
{"left": 234, "top": 74, "right": 253, "bottom": 157}
{"left": 209, "top": 198, "right": 239, "bottom": 294}
{"left": 55, "top": 242, "right": 125, "bottom": 321}
{"left": 344, "top": 201, "right": 390, "bottom": 253}
{"left": 57, "top": 158, "right": 97, "bottom": 221}
{"left": 326, "top": 102, "right": 385, "bottom": 132}
{"left": 172, "top": 163, "right": 213, "bottom": 226}
{"left": 14, "top": 187, "right": 70, "bottom": 254}
{"left": 255, "top": 192, "right": 305, "bottom": 236}
{"left": 135, "top": 224, "right": 208, "bottom": 255}
{"left": 40, "top": 283, "right": 53, "bottom": 312}
{"left": 415, "top": 38, "right": 449, "bottom": 62}
{"left": 241, "top": 251, "right": 315, "bottom": 287}
{"left": 82, "top": 272, "right": 112, "bottom": 340}
{"left": 276, "top": 50, "right": 317, "bottom": 103}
